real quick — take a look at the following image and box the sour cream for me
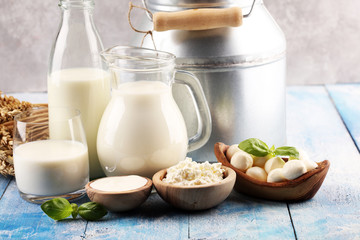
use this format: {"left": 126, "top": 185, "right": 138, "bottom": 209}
{"left": 90, "top": 175, "right": 148, "bottom": 192}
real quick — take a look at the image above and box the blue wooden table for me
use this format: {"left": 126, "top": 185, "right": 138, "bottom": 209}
{"left": 1, "top": 84, "right": 360, "bottom": 239}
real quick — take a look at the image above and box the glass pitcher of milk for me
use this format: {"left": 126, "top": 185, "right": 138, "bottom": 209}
{"left": 97, "top": 46, "right": 211, "bottom": 178}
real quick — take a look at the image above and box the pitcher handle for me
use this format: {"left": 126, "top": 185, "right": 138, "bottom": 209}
{"left": 174, "top": 70, "right": 212, "bottom": 152}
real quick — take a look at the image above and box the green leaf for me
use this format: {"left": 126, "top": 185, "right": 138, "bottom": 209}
{"left": 41, "top": 198, "right": 73, "bottom": 221}
{"left": 274, "top": 146, "right": 299, "bottom": 158}
{"left": 78, "top": 202, "right": 107, "bottom": 221}
{"left": 270, "top": 145, "right": 275, "bottom": 152}
{"left": 238, "top": 138, "right": 270, "bottom": 157}
{"left": 71, "top": 203, "right": 78, "bottom": 219}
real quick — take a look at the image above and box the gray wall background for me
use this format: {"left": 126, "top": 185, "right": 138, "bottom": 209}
{"left": 1, "top": 0, "right": 360, "bottom": 93}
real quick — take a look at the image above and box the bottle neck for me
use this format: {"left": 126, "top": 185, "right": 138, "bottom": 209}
{"left": 59, "top": 0, "right": 94, "bottom": 11}
{"left": 59, "top": 0, "right": 95, "bottom": 25}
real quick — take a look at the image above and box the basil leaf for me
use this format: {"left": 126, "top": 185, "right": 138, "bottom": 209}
{"left": 71, "top": 203, "right": 78, "bottom": 219}
{"left": 274, "top": 146, "right": 299, "bottom": 158}
{"left": 238, "top": 138, "right": 270, "bottom": 157}
{"left": 270, "top": 145, "right": 275, "bottom": 152}
{"left": 78, "top": 202, "right": 107, "bottom": 221}
{"left": 41, "top": 198, "right": 73, "bottom": 221}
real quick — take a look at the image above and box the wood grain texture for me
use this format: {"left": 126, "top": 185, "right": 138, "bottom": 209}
{"left": 188, "top": 192, "right": 295, "bottom": 239}
{"left": 152, "top": 167, "right": 235, "bottom": 211}
{"left": 215, "top": 142, "right": 330, "bottom": 202}
{"left": 286, "top": 86, "right": 360, "bottom": 239}
{"left": 153, "top": 7, "right": 242, "bottom": 31}
{"left": 84, "top": 193, "right": 189, "bottom": 239}
{"left": 0, "top": 180, "right": 87, "bottom": 239}
{"left": 86, "top": 177, "right": 152, "bottom": 212}
{"left": 0, "top": 176, "right": 12, "bottom": 199}
{"left": 326, "top": 84, "right": 360, "bottom": 151}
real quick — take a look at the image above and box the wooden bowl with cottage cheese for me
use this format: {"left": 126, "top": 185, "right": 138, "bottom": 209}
{"left": 152, "top": 163, "right": 236, "bottom": 211}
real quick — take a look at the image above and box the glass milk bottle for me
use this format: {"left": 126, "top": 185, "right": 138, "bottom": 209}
{"left": 48, "top": 0, "right": 110, "bottom": 179}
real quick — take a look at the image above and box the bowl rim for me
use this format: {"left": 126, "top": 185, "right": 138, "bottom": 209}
{"left": 215, "top": 142, "right": 330, "bottom": 188}
{"left": 85, "top": 175, "right": 153, "bottom": 195}
{"left": 152, "top": 166, "right": 236, "bottom": 189}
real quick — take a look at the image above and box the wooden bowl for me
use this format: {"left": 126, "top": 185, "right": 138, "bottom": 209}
{"left": 85, "top": 176, "right": 152, "bottom": 212}
{"left": 214, "top": 142, "right": 330, "bottom": 202}
{"left": 152, "top": 166, "right": 236, "bottom": 211}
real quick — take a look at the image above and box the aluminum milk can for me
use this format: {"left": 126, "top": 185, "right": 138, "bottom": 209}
{"left": 134, "top": 0, "right": 286, "bottom": 162}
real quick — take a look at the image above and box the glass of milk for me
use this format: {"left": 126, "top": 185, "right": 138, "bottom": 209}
{"left": 13, "top": 107, "right": 89, "bottom": 204}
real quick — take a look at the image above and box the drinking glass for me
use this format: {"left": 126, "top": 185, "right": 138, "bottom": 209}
{"left": 13, "top": 107, "right": 89, "bottom": 203}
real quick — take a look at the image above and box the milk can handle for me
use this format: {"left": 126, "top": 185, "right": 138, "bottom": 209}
{"left": 153, "top": 7, "right": 243, "bottom": 32}
{"left": 174, "top": 70, "right": 212, "bottom": 152}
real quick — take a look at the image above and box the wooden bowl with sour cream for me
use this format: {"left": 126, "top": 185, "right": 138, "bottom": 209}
{"left": 152, "top": 166, "right": 236, "bottom": 211}
{"left": 85, "top": 176, "right": 153, "bottom": 212}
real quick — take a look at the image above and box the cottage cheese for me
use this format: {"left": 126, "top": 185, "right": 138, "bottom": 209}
{"left": 162, "top": 158, "right": 225, "bottom": 186}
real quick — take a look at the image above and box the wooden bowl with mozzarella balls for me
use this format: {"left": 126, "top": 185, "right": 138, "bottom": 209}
{"left": 214, "top": 142, "right": 330, "bottom": 202}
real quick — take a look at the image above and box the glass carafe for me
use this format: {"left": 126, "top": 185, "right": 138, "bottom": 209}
{"left": 97, "top": 46, "right": 211, "bottom": 178}
{"left": 48, "top": 0, "right": 110, "bottom": 179}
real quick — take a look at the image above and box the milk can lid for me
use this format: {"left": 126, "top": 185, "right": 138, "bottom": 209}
{"left": 145, "top": 0, "right": 255, "bottom": 11}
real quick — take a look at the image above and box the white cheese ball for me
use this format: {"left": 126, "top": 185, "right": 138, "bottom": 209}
{"left": 230, "top": 151, "right": 253, "bottom": 172}
{"left": 226, "top": 144, "right": 241, "bottom": 159}
{"left": 282, "top": 160, "right": 307, "bottom": 180}
{"left": 246, "top": 167, "right": 267, "bottom": 181}
{"left": 267, "top": 168, "right": 286, "bottom": 183}
{"left": 297, "top": 149, "right": 318, "bottom": 171}
{"left": 298, "top": 148, "right": 310, "bottom": 161}
{"left": 301, "top": 159, "right": 318, "bottom": 172}
{"left": 264, "top": 156, "right": 285, "bottom": 174}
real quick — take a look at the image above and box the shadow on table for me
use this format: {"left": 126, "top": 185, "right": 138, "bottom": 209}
{"left": 108, "top": 193, "right": 187, "bottom": 220}
{"left": 105, "top": 190, "right": 289, "bottom": 220}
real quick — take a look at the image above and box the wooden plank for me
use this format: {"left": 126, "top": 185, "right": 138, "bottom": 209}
{"left": 0, "top": 176, "right": 12, "bottom": 199}
{"left": 84, "top": 193, "right": 188, "bottom": 239}
{"left": 326, "top": 84, "right": 360, "bottom": 151}
{"left": 286, "top": 86, "right": 360, "bottom": 239}
{"left": 188, "top": 192, "right": 295, "bottom": 239}
{"left": 0, "top": 180, "right": 87, "bottom": 239}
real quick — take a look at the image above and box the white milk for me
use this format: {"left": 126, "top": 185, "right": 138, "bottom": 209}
{"left": 14, "top": 140, "right": 89, "bottom": 196}
{"left": 48, "top": 68, "right": 111, "bottom": 179}
{"left": 97, "top": 81, "right": 188, "bottom": 178}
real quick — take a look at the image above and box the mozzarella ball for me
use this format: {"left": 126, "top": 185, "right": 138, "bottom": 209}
{"left": 267, "top": 168, "right": 286, "bottom": 183}
{"left": 282, "top": 160, "right": 307, "bottom": 180}
{"left": 301, "top": 159, "right": 318, "bottom": 171}
{"left": 230, "top": 151, "right": 253, "bottom": 172}
{"left": 298, "top": 148, "right": 310, "bottom": 161}
{"left": 297, "top": 149, "right": 318, "bottom": 171}
{"left": 226, "top": 144, "right": 241, "bottom": 159}
{"left": 264, "top": 156, "right": 285, "bottom": 173}
{"left": 246, "top": 167, "right": 267, "bottom": 181}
